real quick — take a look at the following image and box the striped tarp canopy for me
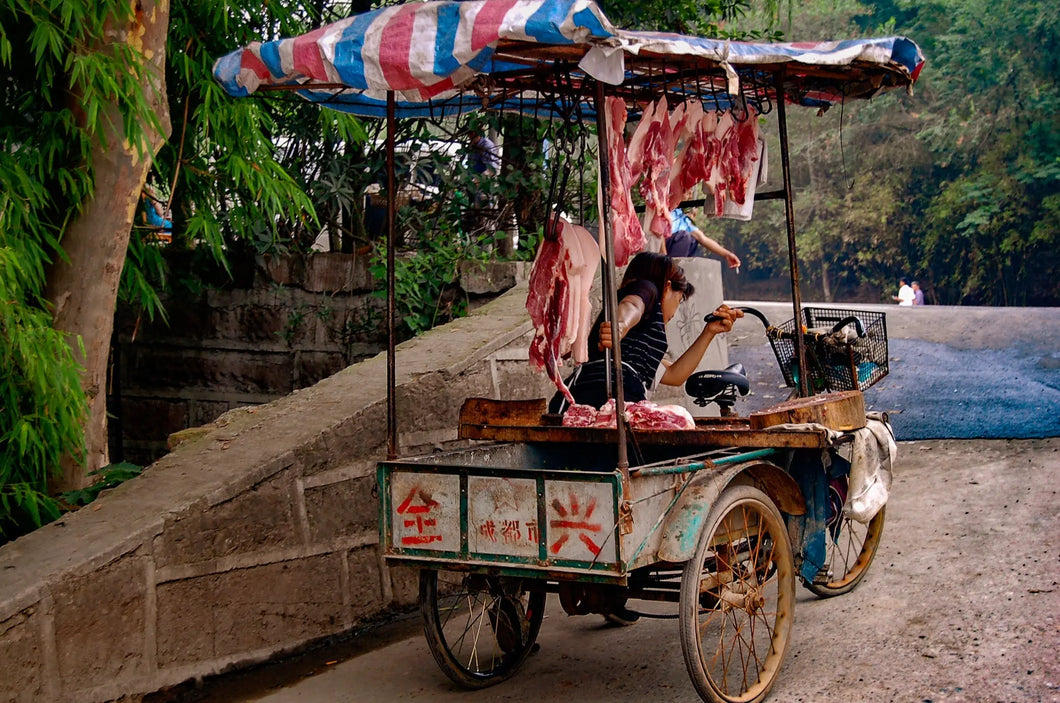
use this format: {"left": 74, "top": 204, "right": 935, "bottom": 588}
{"left": 212, "top": 0, "right": 925, "bottom": 118}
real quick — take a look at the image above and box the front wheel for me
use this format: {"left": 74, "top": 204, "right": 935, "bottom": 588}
{"left": 420, "top": 569, "right": 545, "bottom": 689}
{"left": 805, "top": 505, "right": 886, "bottom": 598}
{"left": 680, "top": 485, "right": 796, "bottom": 703}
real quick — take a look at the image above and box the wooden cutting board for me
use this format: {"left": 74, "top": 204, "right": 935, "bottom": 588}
{"left": 749, "top": 390, "right": 866, "bottom": 432}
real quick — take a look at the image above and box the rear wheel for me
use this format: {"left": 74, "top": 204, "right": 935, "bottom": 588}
{"left": 680, "top": 486, "right": 796, "bottom": 703}
{"left": 420, "top": 569, "right": 545, "bottom": 688}
{"left": 805, "top": 505, "right": 886, "bottom": 598}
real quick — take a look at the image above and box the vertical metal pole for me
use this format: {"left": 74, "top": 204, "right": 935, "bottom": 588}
{"left": 386, "top": 91, "right": 398, "bottom": 459}
{"left": 775, "top": 72, "right": 811, "bottom": 397}
{"left": 593, "top": 80, "right": 633, "bottom": 525}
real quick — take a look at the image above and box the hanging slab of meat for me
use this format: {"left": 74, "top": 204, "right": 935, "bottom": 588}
{"left": 628, "top": 96, "right": 676, "bottom": 241}
{"left": 604, "top": 96, "right": 644, "bottom": 267}
{"left": 669, "top": 101, "right": 711, "bottom": 209}
{"left": 561, "top": 219, "right": 588, "bottom": 358}
{"left": 706, "top": 110, "right": 734, "bottom": 216}
{"left": 568, "top": 222, "right": 600, "bottom": 363}
{"left": 527, "top": 217, "right": 602, "bottom": 400}
{"left": 527, "top": 227, "right": 573, "bottom": 403}
{"left": 706, "top": 106, "right": 759, "bottom": 215}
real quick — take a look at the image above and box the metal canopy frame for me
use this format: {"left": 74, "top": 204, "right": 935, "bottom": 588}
{"left": 212, "top": 4, "right": 922, "bottom": 492}
{"left": 374, "top": 62, "right": 814, "bottom": 486}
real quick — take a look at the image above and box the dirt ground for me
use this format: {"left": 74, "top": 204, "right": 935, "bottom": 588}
{"left": 171, "top": 437, "right": 1060, "bottom": 703}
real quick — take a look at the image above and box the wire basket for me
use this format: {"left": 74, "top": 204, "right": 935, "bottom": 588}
{"left": 770, "top": 308, "right": 889, "bottom": 393}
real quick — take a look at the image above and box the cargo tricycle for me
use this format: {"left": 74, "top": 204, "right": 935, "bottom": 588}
{"left": 214, "top": 2, "right": 921, "bottom": 700}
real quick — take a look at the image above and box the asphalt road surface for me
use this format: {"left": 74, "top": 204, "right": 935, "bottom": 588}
{"left": 163, "top": 304, "right": 1060, "bottom": 703}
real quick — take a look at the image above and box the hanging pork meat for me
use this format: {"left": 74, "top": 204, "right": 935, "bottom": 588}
{"left": 526, "top": 217, "right": 601, "bottom": 401}
{"left": 603, "top": 96, "right": 645, "bottom": 267}
{"left": 627, "top": 96, "right": 676, "bottom": 246}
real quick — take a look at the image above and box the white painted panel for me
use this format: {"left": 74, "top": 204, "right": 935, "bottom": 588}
{"left": 390, "top": 472, "right": 460, "bottom": 552}
{"left": 544, "top": 480, "right": 618, "bottom": 564}
{"left": 468, "top": 476, "right": 540, "bottom": 558}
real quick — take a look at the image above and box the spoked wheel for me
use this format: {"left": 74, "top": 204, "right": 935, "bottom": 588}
{"left": 680, "top": 486, "right": 796, "bottom": 703}
{"left": 420, "top": 569, "right": 545, "bottom": 688}
{"left": 805, "top": 504, "right": 886, "bottom": 598}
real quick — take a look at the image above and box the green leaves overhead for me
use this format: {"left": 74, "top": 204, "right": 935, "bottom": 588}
{"left": 718, "top": 0, "right": 1059, "bottom": 306}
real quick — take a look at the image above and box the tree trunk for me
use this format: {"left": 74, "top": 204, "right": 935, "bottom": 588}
{"left": 45, "top": 0, "right": 172, "bottom": 492}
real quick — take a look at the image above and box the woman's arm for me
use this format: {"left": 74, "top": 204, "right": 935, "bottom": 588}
{"left": 691, "top": 229, "right": 741, "bottom": 269}
{"left": 598, "top": 294, "right": 646, "bottom": 350}
{"left": 659, "top": 305, "right": 743, "bottom": 386}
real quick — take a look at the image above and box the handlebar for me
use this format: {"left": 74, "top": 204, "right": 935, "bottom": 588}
{"left": 712, "top": 306, "right": 867, "bottom": 341}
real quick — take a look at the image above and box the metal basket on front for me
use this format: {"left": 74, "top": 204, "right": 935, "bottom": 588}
{"left": 770, "top": 307, "right": 889, "bottom": 393}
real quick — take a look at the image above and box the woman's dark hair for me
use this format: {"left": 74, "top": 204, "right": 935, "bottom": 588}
{"left": 621, "top": 252, "right": 694, "bottom": 300}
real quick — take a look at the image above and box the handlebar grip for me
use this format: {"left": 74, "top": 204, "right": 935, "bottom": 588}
{"left": 734, "top": 306, "right": 771, "bottom": 329}
{"left": 829, "top": 315, "right": 867, "bottom": 337}
{"left": 704, "top": 313, "right": 724, "bottom": 324}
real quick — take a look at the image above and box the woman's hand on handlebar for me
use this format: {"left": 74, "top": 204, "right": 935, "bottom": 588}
{"left": 704, "top": 305, "right": 743, "bottom": 335}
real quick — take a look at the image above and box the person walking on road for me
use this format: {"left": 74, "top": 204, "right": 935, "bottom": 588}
{"left": 912, "top": 281, "right": 925, "bottom": 306}
{"left": 893, "top": 277, "right": 914, "bottom": 306}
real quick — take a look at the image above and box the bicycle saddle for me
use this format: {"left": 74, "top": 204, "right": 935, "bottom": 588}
{"left": 685, "top": 363, "right": 750, "bottom": 401}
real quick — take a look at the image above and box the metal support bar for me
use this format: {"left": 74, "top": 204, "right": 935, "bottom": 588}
{"left": 592, "top": 81, "right": 633, "bottom": 527}
{"left": 386, "top": 91, "right": 398, "bottom": 459}
{"left": 775, "top": 73, "right": 810, "bottom": 397}
{"left": 631, "top": 449, "right": 778, "bottom": 477}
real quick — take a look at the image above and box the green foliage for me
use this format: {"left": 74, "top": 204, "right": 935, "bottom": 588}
{"left": 716, "top": 0, "right": 1060, "bottom": 306}
{"left": 0, "top": 0, "right": 161, "bottom": 538}
{"left": 0, "top": 248, "right": 86, "bottom": 542}
{"left": 60, "top": 462, "right": 144, "bottom": 508}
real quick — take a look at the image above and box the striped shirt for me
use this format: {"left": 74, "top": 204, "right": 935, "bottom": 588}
{"left": 586, "top": 280, "right": 668, "bottom": 401}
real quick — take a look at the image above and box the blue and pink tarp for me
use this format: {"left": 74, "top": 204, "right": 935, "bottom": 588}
{"left": 213, "top": 0, "right": 924, "bottom": 117}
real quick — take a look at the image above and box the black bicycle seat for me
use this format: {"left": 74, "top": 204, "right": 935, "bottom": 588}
{"left": 685, "top": 363, "right": 750, "bottom": 399}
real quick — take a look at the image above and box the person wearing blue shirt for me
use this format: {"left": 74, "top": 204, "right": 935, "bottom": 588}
{"left": 665, "top": 207, "right": 741, "bottom": 270}
{"left": 140, "top": 185, "right": 172, "bottom": 232}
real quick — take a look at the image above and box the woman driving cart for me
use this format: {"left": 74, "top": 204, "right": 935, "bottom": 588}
{"left": 550, "top": 251, "right": 743, "bottom": 413}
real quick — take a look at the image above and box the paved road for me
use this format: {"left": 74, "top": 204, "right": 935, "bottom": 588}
{"left": 724, "top": 302, "right": 1060, "bottom": 440}
{"left": 164, "top": 304, "right": 1060, "bottom": 703}
{"left": 178, "top": 438, "right": 1060, "bottom": 703}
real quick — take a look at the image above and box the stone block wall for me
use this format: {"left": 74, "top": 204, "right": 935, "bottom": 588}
{"left": 0, "top": 260, "right": 724, "bottom": 702}
{"left": 0, "top": 282, "right": 555, "bottom": 703}
{"left": 110, "top": 254, "right": 524, "bottom": 465}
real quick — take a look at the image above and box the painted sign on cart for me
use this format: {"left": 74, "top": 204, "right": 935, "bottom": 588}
{"left": 389, "top": 472, "right": 459, "bottom": 552}
{"left": 545, "top": 480, "right": 617, "bottom": 564}
{"left": 468, "top": 477, "right": 539, "bottom": 558}
{"left": 388, "top": 470, "right": 619, "bottom": 567}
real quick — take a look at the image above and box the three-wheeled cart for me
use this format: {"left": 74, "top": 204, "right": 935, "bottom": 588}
{"left": 214, "top": 3, "right": 922, "bottom": 700}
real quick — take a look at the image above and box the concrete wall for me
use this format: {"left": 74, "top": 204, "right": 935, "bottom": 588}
{"left": 110, "top": 254, "right": 526, "bottom": 464}
{"left": 0, "top": 259, "right": 722, "bottom": 703}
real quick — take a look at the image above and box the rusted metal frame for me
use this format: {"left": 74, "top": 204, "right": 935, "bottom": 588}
{"left": 592, "top": 78, "right": 635, "bottom": 536}
{"left": 383, "top": 557, "right": 628, "bottom": 584}
{"left": 775, "top": 70, "right": 811, "bottom": 397}
{"left": 458, "top": 424, "right": 831, "bottom": 449}
{"left": 624, "top": 471, "right": 699, "bottom": 566}
{"left": 386, "top": 91, "right": 398, "bottom": 458}
{"left": 632, "top": 448, "right": 779, "bottom": 477}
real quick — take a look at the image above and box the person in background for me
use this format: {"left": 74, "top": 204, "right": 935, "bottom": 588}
{"left": 464, "top": 129, "right": 500, "bottom": 239}
{"left": 665, "top": 207, "right": 741, "bottom": 270}
{"left": 469, "top": 130, "right": 500, "bottom": 176}
{"left": 549, "top": 251, "right": 742, "bottom": 413}
{"left": 893, "top": 277, "right": 914, "bottom": 306}
{"left": 140, "top": 183, "right": 172, "bottom": 233}
{"left": 912, "top": 281, "right": 925, "bottom": 306}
